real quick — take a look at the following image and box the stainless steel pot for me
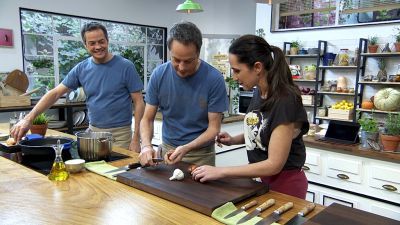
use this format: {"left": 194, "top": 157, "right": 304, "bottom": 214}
{"left": 76, "top": 131, "right": 112, "bottom": 161}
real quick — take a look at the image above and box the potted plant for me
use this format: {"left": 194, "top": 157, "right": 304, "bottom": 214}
{"left": 358, "top": 114, "right": 379, "bottom": 149}
{"left": 30, "top": 113, "right": 51, "bottom": 136}
{"left": 368, "top": 36, "right": 379, "bottom": 53}
{"left": 290, "top": 41, "right": 300, "bottom": 55}
{"left": 394, "top": 27, "right": 400, "bottom": 52}
{"left": 380, "top": 113, "right": 400, "bottom": 152}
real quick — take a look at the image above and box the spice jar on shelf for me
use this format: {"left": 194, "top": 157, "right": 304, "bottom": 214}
{"left": 336, "top": 49, "right": 350, "bottom": 66}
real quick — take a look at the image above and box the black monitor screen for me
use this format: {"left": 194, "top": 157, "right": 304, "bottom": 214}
{"left": 325, "top": 121, "right": 360, "bottom": 142}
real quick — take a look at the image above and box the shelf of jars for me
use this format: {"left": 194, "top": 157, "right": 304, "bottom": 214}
{"left": 318, "top": 65, "right": 357, "bottom": 69}
{"left": 293, "top": 79, "right": 322, "bottom": 83}
{"left": 317, "top": 91, "right": 357, "bottom": 96}
{"left": 315, "top": 116, "right": 353, "bottom": 122}
{"left": 356, "top": 108, "right": 400, "bottom": 114}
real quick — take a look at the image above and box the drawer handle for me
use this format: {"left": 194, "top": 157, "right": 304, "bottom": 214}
{"left": 382, "top": 184, "right": 397, "bottom": 192}
{"left": 302, "top": 165, "right": 310, "bottom": 171}
{"left": 337, "top": 174, "right": 349, "bottom": 180}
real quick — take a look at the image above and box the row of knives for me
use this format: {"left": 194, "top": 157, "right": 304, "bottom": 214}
{"left": 224, "top": 199, "right": 316, "bottom": 225}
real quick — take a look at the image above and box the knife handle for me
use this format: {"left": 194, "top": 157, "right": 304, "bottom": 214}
{"left": 241, "top": 200, "right": 258, "bottom": 210}
{"left": 274, "top": 202, "right": 293, "bottom": 215}
{"left": 257, "top": 199, "right": 275, "bottom": 211}
{"left": 127, "top": 163, "right": 142, "bottom": 169}
{"left": 298, "top": 203, "right": 316, "bottom": 216}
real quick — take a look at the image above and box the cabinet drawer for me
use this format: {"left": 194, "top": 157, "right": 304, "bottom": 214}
{"left": 326, "top": 157, "right": 362, "bottom": 184}
{"left": 369, "top": 165, "right": 400, "bottom": 195}
{"left": 304, "top": 151, "right": 321, "bottom": 175}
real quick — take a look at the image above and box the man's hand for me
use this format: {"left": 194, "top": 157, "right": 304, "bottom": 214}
{"left": 164, "top": 145, "right": 189, "bottom": 165}
{"left": 129, "top": 138, "right": 141, "bottom": 152}
{"left": 138, "top": 145, "right": 156, "bottom": 166}
{"left": 10, "top": 119, "right": 31, "bottom": 142}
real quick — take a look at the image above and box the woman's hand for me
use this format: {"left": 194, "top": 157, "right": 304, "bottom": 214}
{"left": 191, "top": 165, "right": 224, "bottom": 182}
{"left": 164, "top": 145, "right": 188, "bottom": 165}
{"left": 215, "top": 131, "right": 232, "bottom": 147}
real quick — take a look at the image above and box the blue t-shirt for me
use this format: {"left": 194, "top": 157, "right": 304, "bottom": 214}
{"left": 62, "top": 55, "right": 143, "bottom": 128}
{"left": 145, "top": 60, "right": 228, "bottom": 147}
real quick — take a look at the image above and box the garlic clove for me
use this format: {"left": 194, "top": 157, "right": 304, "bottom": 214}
{"left": 169, "top": 168, "right": 184, "bottom": 181}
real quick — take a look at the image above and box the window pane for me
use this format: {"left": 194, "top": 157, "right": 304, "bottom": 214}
{"left": 53, "top": 15, "right": 81, "bottom": 37}
{"left": 147, "top": 45, "right": 164, "bottom": 61}
{"left": 58, "top": 40, "right": 89, "bottom": 82}
{"left": 21, "top": 10, "right": 53, "bottom": 34}
{"left": 106, "top": 23, "right": 146, "bottom": 43}
{"left": 147, "top": 61, "right": 162, "bottom": 80}
{"left": 147, "top": 27, "right": 164, "bottom": 44}
{"left": 29, "top": 76, "right": 55, "bottom": 97}
{"left": 23, "top": 34, "right": 53, "bottom": 56}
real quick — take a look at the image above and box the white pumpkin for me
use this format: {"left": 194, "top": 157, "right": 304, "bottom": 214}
{"left": 373, "top": 88, "right": 400, "bottom": 111}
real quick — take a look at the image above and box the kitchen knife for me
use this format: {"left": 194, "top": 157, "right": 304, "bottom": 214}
{"left": 105, "top": 158, "right": 164, "bottom": 174}
{"left": 223, "top": 200, "right": 258, "bottom": 219}
{"left": 254, "top": 202, "right": 293, "bottom": 225}
{"left": 237, "top": 199, "right": 276, "bottom": 224}
{"left": 285, "top": 203, "right": 316, "bottom": 225}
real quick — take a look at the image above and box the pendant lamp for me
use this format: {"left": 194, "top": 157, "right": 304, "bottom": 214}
{"left": 176, "top": 0, "right": 203, "bottom": 13}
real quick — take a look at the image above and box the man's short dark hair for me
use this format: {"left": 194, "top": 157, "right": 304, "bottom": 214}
{"left": 167, "top": 21, "right": 202, "bottom": 54}
{"left": 81, "top": 22, "right": 108, "bottom": 44}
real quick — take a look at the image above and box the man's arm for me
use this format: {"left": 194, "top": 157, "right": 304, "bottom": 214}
{"left": 138, "top": 104, "right": 158, "bottom": 165}
{"left": 11, "top": 84, "right": 70, "bottom": 141}
{"left": 129, "top": 91, "right": 145, "bottom": 152}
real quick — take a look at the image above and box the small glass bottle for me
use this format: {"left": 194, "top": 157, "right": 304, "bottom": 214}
{"left": 337, "top": 49, "right": 350, "bottom": 66}
{"left": 48, "top": 140, "right": 69, "bottom": 181}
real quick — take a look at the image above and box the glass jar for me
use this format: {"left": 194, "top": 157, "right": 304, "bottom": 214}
{"left": 337, "top": 49, "right": 350, "bottom": 66}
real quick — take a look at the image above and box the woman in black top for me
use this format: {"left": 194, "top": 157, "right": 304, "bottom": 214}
{"left": 192, "top": 35, "right": 309, "bottom": 199}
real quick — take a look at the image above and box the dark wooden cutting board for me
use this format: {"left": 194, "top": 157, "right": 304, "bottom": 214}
{"left": 117, "top": 162, "right": 269, "bottom": 215}
{"left": 303, "top": 203, "right": 399, "bottom": 225}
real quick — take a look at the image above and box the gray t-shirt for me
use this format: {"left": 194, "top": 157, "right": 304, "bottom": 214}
{"left": 62, "top": 55, "right": 143, "bottom": 128}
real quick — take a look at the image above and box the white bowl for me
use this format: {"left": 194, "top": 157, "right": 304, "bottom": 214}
{"left": 65, "top": 159, "right": 86, "bottom": 173}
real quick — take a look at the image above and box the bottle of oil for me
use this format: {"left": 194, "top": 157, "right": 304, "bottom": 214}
{"left": 48, "top": 140, "right": 69, "bottom": 181}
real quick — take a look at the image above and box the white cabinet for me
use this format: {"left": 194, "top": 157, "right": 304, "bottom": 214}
{"left": 305, "top": 147, "right": 400, "bottom": 220}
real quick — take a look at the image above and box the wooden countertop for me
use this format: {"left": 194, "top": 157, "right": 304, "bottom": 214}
{"left": 0, "top": 124, "right": 324, "bottom": 225}
{"left": 303, "top": 136, "right": 400, "bottom": 164}
{"left": 155, "top": 112, "right": 245, "bottom": 124}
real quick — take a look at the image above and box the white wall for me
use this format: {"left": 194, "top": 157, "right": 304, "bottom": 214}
{"left": 0, "top": 0, "right": 256, "bottom": 121}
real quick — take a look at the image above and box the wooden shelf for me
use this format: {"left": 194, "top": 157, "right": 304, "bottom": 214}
{"left": 293, "top": 79, "right": 322, "bottom": 83}
{"left": 358, "top": 81, "right": 400, "bottom": 85}
{"left": 285, "top": 54, "right": 319, "bottom": 58}
{"left": 315, "top": 116, "right": 353, "bottom": 122}
{"left": 318, "top": 91, "right": 356, "bottom": 96}
{"left": 319, "top": 66, "right": 357, "bottom": 69}
{"left": 360, "top": 52, "right": 400, "bottom": 57}
{"left": 356, "top": 108, "right": 400, "bottom": 114}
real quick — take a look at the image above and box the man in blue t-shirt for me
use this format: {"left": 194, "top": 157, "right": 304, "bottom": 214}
{"left": 11, "top": 22, "right": 145, "bottom": 152}
{"left": 139, "top": 21, "right": 228, "bottom": 166}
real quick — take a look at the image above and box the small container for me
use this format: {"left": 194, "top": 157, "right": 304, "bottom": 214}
{"left": 337, "top": 49, "right": 350, "bottom": 66}
{"left": 318, "top": 107, "right": 327, "bottom": 117}
{"left": 65, "top": 159, "right": 86, "bottom": 173}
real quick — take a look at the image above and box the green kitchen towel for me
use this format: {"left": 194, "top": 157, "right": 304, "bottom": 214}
{"left": 85, "top": 160, "right": 124, "bottom": 180}
{"left": 212, "top": 202, "right": 280, "bottom": 225}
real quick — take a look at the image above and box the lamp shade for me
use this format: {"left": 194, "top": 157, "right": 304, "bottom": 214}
{"left": 176, "top": 0, "right": 203, "bottom": 13}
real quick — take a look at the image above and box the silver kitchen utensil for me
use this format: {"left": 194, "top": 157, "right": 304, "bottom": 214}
{"left": 223, "top": 200, "right": 258, "bottom": 219}
{"left": 254, "top": 202, "right": 293, "bottom": 225}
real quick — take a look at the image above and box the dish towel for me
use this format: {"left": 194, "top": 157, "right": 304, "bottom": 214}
{"left": 211, "top": 202, "right": 280, "bottom": 225}
{"left": 85, "top": 160, "right": 124, "bottom": 180}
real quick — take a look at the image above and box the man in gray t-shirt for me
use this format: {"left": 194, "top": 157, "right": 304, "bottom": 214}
{"left": 11, "top": 22, "right": 145, "bottom": 152}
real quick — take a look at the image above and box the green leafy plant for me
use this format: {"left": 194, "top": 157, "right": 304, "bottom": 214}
{"left": 32, "top": 113, "right": 51, "bottom": 125}
{"left": 368, "top": 36, "right": 378, "bottom": 46}
{"left": 121, "top": 48, "right": 145, "bottom": 83}
{"left": 385, "top": 113, "right": 400, "bottom": 136}
{"left": 358, "top": 115, "right": 378, "bottom": 133}
{"left": 394, "top": 27, "right": 400, "bottom": 42}
{"left": 304, "top": 64, "right": 317, "bottom": 72}
{"left": 290, "top": 41, "right": 300, "bottom": 48}
{"left": 31, "top": 58, "right": 53, "bottom": 69}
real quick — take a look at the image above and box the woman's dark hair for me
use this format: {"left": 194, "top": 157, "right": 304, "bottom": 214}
{"left": 167, "top": 21, "right": 202, "bottom": 54}
{"left": 229, "top": 34, "right": 301, "bottom": 111}
{"left": 81, "top": 22, "right": 109, "bottom": 44}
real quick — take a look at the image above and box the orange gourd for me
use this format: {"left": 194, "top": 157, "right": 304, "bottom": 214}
{"left": 361, "top": 101, "right": 374, "bottom": 109}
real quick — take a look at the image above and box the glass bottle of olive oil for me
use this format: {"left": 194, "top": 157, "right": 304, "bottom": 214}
{"left": 48, "top": 140, "right": 69, "bottom": 181}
